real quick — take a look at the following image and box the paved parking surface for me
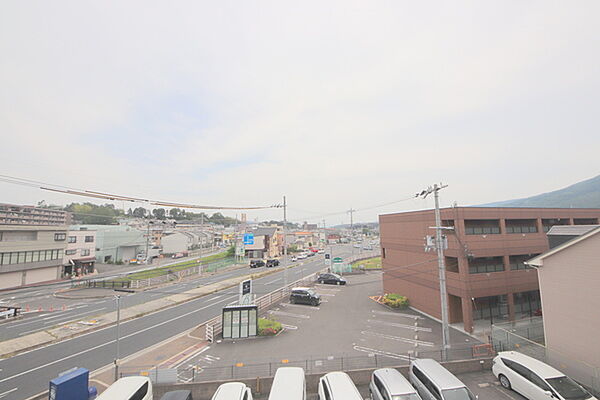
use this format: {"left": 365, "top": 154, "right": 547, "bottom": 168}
{"left": 180, "top": 272, "right": 480, "bottom": 381}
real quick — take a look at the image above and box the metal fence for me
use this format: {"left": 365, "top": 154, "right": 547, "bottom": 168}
{"left": 73, "top": 257, "right": 243, "bottom": 289}
{"left": 492, "top": 319, "right": 600, "bottom": 396}
{"left": 119, "top": 343, "right": 486, "bottom": 384}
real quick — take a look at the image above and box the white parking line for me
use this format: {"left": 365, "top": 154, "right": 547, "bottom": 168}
{"left": 319, "top": 293, "right": 336, "bottom": 297}
{"left": 372, "top": 310, "right": 424, "bottom": 319}
{"left": 315, "top": 287, "right": 341, "bottom": 291}
{"left": 265, "top": 278, "right": 282, "bottom": 285}
{"left": 361, "top": 331, "right": 434, "bottom": 346}
{"left": 281, "top": 324, "right": 298, "bottom": 330}
{"left": 367, "top": 319, "right": 432, "bottom": 332}
{"left": 268, "top": 310, "right": 310, "bottom": 319}
{"left": 281, "top": 303, "right": 320, "bottom": 311}
{"left": 353, "top": 345, "right": 411, "bottom": 360}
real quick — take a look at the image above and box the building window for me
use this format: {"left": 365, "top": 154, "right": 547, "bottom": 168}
{"left": 382, "top": 248, "right": 386, "bottom": 259}
{"left": 542, "top": 218, "right": 570, "bottom": 232}
{"left": 468, "top": 256, "right": 504, "bottom": 274}
{"left": 25, "top": 252, "right": 33, "bottom": 263}
{"left": 68, "top": 236, "right": 77, "bottom": 243}
{"left": 464, "top": 220, "right": 500, "bottom": 235}
{"left": 473, "top": 295, "right": 508, "bottom": 323}
{"left": 446, "top": 256, "right": 459, "bottom": 272}
{"left": 54, "top": 233, "right": 67, "bottom": 241}
{"left": 65, "top": 249, "right": 77, "bottom": 255}
{"left": 505, "top": 219, "right": 538, "bottom": 234}
{"left": 513, "top": 290, "right": 541, "bottom": 315}
{"left": 81, "top": 249, "right": 91, "bottom": 256}
{"left": 574, "top": 218, "right": 598, "bottom": 225}
{"left": 442, "top": 219, "right": 455, "bottom": 227}
{"left": 32, "top": 251, "right": 40, "bottom": 262}
{"left": 509, "top": 254, "right": 537, "bottom": 270}
{"left": 85, "top": 236, "right": 94, "bottom": 243}
{"left": 10, "top": 252, "right": 18, "bottom": 264}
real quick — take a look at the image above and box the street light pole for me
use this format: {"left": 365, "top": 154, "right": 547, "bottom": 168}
{"left": 114, "top": 294, "right": 121, "bottom": 381}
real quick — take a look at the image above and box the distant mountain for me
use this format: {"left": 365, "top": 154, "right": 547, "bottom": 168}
{"left": 482, "top": 174, "right": 600, "bottom": 208}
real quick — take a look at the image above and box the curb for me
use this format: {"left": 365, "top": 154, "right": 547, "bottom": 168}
{"left": 0, "top": 267, "right": 284, "bottom": 359}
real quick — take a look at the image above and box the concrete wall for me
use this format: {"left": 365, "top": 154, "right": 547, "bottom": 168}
{"left": 538, "top": 232, "right": 600, "bottom": 369}
{"left": 162, "top": 232, "right": 190, "bottom": 254}
{"left": 72, "top": 225, "right": 145, "bottom": 263}
{"left": 153, "top": 358, "right": 493, "bottom": 399}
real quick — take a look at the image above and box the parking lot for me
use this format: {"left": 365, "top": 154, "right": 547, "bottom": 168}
{"left": 178, "top": 272, "right": 481, "bottom": 379}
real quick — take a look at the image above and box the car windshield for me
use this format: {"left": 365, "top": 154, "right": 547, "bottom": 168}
{"left": 331, "top": 273, "right": 341, "bottom": 278}
{"left": 547, "top": 376, "right": 591, "bottom": 400}
{"left": 392, "top": 394, "right": 421, "bottom": 400}
{"left": 442, "top": 388, "right": 476, "bottom": 400}
{"left": 306, "top": 289, "right": 317, "bottom": 296}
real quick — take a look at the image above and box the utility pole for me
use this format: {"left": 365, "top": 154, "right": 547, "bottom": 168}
{"left": 348, "top": 208, "right": 356, "bottom": 259}
{"left": 145, "top": 220, "right": 151, "bottom": 264}
{"left": 417, "top": 183, "right": 450, "bottom": 360}
{"left": 282, "top": 196, "right": 287, "bottom": 288}
{"left": 200, "top": 213, "right": 204, "bottom": 261}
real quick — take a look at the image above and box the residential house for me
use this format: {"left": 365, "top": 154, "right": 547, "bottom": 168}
{"left": 63, "top": 227, "right": 96, "bottom": 277}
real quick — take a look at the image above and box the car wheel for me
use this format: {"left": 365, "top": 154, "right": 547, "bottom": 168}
{"left": 290, "top": 298, "right": 295, "bottom": 304}
{"left": 499, "top": 374, "right": 511, "bottom": 390}
{"left": 336, "top": 281, "right": 340, "bottom": 285}
{"left": 319, "top": 280, "right": 324, "bottom": 284}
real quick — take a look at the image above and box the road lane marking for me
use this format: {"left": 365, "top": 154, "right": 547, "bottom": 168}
{"left": 353, "top": 345, "right": 411, "bottom": 360}
{"left": 0, "top": 388, "right": 18, "bottom": 398}
{"left": 361, "top": 331, "right": 434, "bottom": 346}
{"left": 265, "top": 278, "right": 282, "bottom": 284}
{"left": 367, "top": 319, "right": 432, "bottom": 332}
{"left": 0, "top": 294, "right": 238, "bottom": 384}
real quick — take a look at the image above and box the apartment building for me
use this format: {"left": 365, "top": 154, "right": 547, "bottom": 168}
{"left": 527, "top": 225, "right": 600, "bottom": 371}
{"left": 0, "top": 204, "right": 70, "bottom": 289}
{"left": 379, "top": 207, "right": 600, "bottom": 333}
{"left": 63, "top": 228, "right": 96, "bottom": 277}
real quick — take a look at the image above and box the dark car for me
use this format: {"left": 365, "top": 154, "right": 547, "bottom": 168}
{"left": 266, "top": 259, "right": 280, "bottom": 268}
{"left": 290, "top": 287, "right": 321, "bottom": 306}
{"left": 317, "top": 273, "right": 346, "bottom": 285}
{"left": 249, "top": 260, "right": 265, "bottom": 268}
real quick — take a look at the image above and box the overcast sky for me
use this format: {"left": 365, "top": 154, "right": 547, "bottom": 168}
{"left": 1, "top": 1, "right": 599, "bottom": 224}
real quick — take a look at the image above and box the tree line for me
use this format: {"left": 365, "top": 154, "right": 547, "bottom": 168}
{"left": 56, "top": 202, "right": 239, "bottom": 226}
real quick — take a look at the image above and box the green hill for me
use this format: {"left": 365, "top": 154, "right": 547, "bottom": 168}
{"left": 483, "top": 174, "right": 600, "bottom": 208}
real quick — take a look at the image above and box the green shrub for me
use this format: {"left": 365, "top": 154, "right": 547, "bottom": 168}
{"left": 258, "top": 317, "right": 283, "bottom": 336}
{"left": 382, "top": 293, "right": 410, "bottom": 309}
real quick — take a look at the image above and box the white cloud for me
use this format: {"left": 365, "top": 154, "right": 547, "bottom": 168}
{"left": 1, "top": 1, "right": 599, "bottom": 222}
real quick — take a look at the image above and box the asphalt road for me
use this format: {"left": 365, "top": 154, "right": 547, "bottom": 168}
{"left": 0, "top": 245, "right": 353, "bottom": 400}
{"left": 0, "top": 249, "right": 231, "bottom": 341}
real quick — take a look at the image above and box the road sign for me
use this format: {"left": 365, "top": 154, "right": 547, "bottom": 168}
{"left": 325, "top": 254, "right": 330, "bottom": 259}
{"left": 241, "top": 279, "right": 252, "bottom": 295}
{"left": 333, "top": 257, "right": 343, "bottom": 263}
{"left": 243, "top": 233, "right": 254, "bottom": 245}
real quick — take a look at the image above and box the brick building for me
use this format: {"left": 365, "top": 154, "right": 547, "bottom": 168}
{"left": 379, "top": 207, "right": 600, "bottom": 333}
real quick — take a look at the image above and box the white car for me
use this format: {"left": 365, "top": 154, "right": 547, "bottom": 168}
{"left": 297, "top": 253, "right": 307, "bottom": 260}
{"left": 291, "top": 256, "right": 298, "bottom": 262}
{"left": 492, "top": 351, "right": 596, "bottom": 400}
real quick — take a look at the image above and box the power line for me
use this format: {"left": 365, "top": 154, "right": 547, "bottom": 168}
{"left": 0, "top": 174, "right": 280, "bottom": 211}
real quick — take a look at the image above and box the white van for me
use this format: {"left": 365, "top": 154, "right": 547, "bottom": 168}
{"left": 211, "top": 382, "right": 253, "bottom": 400}
{"left": 492, "top": 351, "right": 597, "bottom": 400}
{"left": 96, "top": 376, "right": 152, "bottom": 400}
{"left": 318, "top": 371, "right": 362, "bottom": 400}
{"left": 370, "top": 368, "right": 422, "bottom": 400}
{"left": 268, "top": 367, "right": 306, "bottom": 400}
{"left": 409, "top": 359, "right": 476, "bottom": 400}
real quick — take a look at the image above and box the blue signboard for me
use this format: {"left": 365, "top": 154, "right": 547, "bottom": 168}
{"left": 243, "top": 233, "right": 254, "bottom": 245}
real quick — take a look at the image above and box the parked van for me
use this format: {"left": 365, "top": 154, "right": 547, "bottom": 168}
{"left": 211, "top": 382, "right": 253, "bottom": 400}
{"left": 493, "top": 351, "right": 596, "bottom": 400}
{"left": 318, "top": 371, "right": 362, "bottom": 400}
{"left": 370, "top": 368, "right": 422, "bottom": 400}
{"left": 268, "top": 367, "right": 306, "bottom": 400}
{"left": 409, "top": 359, "right": 476, "bottom": 400}
{"left": 96, "top": 376, "right": 152, "bottom": 400}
